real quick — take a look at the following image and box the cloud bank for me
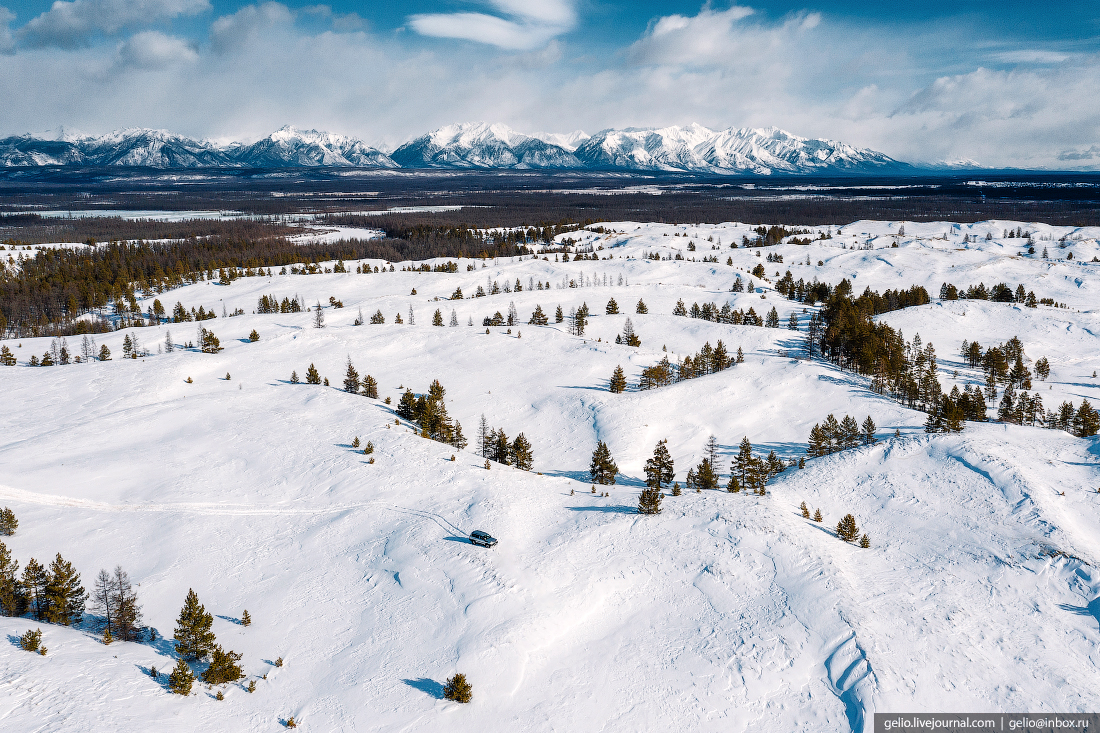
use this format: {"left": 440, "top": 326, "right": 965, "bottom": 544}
{"left": 0, "top": 1, "right": 1096, "bottom": 169}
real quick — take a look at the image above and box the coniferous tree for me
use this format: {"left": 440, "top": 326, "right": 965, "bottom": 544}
{"left": 201, "top": 645, "right": 244, "bottom": 685}
{"left": 450, "top": 310, "right": 459, "bottom": 327}
{"left": 477, "top": 415, "right": 492, "bottom": 458}
{"left": 361, "top": 374, "right": 378, "bottom": 399}
{"left": 807, "top": 424, "right": 827, "bottom": 457}
{"left": 800, "top": 501, "right": 810, "bottom": 518}
{"left": 636, "top": 299, "right": 648, "bottom": 314}
{"left": 638, "top": 486, "right": 662, "bottom": 515}
{"left": 290, "top": 370, "right": 299, "bottom": 384}
{"left": 606, "top": 298, "right": 619, "bottom": 314}
{"left": 169, "top": 659, "right": 195, "bottom": 695}
{"left": 242, "top": 610, "right": 252, "bottom": 626}
{"left": 249, "top": 329, "right": 260, "bottom": 342}
{"left": 589, "top": 441, "right": 618, "bottom": 484}
{"left": 91, "top": 569, "right": 114, "bottom": 631}
{"left": 370, "top": 309, "right": 385, "bottom": 324}
{"left": 862, "top": 416, "right": 877, "bottom": 444}
{"left": 173, "top": 589, "right": 216, "bottom": 661}
{"left": 452, "top": 421, "right": 468, "bottom": 450}
{"left": 813, "top": 508, "right": 823, "bottom": 522}
{"left": 689, "top": 459, "right": 718, "bottom": 491}
{"left": 555, "top": 305, "right": 564, "bottom": 323}
{"left": 443, "top": 673, "right": 473, "bottom": 703}
{"left": 0, "top": 507, "right": 16, "bottom": 535}
{"left": 510, "top": 433, "right": 533, "bottom": 471}
{"left": 313, "top": 302, "right": 326, "bottom": 329}
{"left": 0, "top": 540, "right": 24, "bottom": 616}
{"left": 529, "top": 305, "right": 548, "bottom": 325}
{"left": 859, "top": 534, "right": 870, "bottom": 548}
{"left": 673, "top": 299, "right": 687, "bottom": 316}
{"left": 21, "top": 558, "right": 48, "bottom": 621}
{"left": 44, "top": 553, "right": 86, "bottom": 626}
{"left": 200, "top": 328, "right": 222, "bottom": 353}
{"left": 787, "top": 312, "right": 799, "bottom": 330}
{"left": 732, "top": 437, "right": 753, "bottom": 488}
{"left": 765, "top": 307, "right": 780, "bottom": 328}
{"left": 0, "top": 345, "right": 15, "bottom": 366}
{"left": 837, "top": 514, "right": 860, "bottom": 542}
{"left": 609, "top": 365, "right": 626, "bottom": 393}
{"left": 111, "top": 566, "right": 142, "bottom": 641}
{"left": 644, "top": 440, "right": 674, "bottom": 489}
{"left": 305, "top": 363, "right": 321, "bottom": 385}
{"left": 1074, "top": 400, "right": 1100, "bottom": 437}
{"left": 343, "top": 358, "right": 360, "bottom": 393}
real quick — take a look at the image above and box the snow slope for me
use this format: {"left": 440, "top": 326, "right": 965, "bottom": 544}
{"left": 1, "top": 219, "right": 1099, "bottom": 731}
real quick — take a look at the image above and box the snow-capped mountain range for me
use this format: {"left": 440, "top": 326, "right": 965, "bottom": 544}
{"left": 0, "top": 122, "right": 911, "bottom": 174}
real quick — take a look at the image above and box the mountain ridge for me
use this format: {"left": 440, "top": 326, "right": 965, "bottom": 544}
{"left": 0, "top": 122, "right": 912, "bottom": 174}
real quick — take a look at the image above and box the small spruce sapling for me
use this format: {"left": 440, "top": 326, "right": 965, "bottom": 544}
{"left": 0, "top": 507, "right": 17, "bottom": 535}
{"left": 800, "top": 502, "right": 810, "bottom": 518}
{"left": 443, "top": 673, "right": 473, "bottom": 703}
{"left": 241, "top": 610, "right": 251, "bottom": 627}
{"left": 19, "top": 628, "right": 41, "bottom": 652}
{"left": 216, "top": 690, "right": 224, "bottom": 701}
{"left": 248, "top": 680, "right": 256, "bottom": 693}
{"left": 813, "top": 508, "right": 823, "bottom": 522}
{"left": 290, "top": 371, "right": 299, "bottom": 384}
{"left": 363, "top": 441, "right": 374, "bottom": 455}
{"left": 352, "top": 437, "right": 360, "bottom": 449}
{"left": 274, "top": 656, "right": 283, "bottom": 668}
{"left": 169, "top": 659, "right": 195, "bottom": 695}
{"left": 248, "top": 329, "right": 259, "bottom": 342}
{"left": 859, "top": 534, "right": 871, "bottom": 548}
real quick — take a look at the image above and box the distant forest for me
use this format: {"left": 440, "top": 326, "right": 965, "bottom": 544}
{"left": 2, "top": 170, "right": 1099, "bottom": 337}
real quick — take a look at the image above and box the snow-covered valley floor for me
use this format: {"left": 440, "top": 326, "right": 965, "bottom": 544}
{"left": 2, "top": 219, "right": 1099, "bottom": 731}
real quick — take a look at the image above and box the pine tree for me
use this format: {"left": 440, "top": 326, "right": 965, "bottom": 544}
{"left": 787, "top": 312, "right": 799, "bottom": 330}
{"left": 644, "top": 440, "right": 674, "bottom": 489}
{"left": 248, "top": 329, "right": 260, "bottom": 342}
{"left": 529, "top": 305, "right": 548, "bottom": 325}
{"left": 859, "top": 534, "right": 870, "bottom": 548}
{"left": 636, "top": 299, "right": 648, "bottom": 314}
{"left": 477, "top": 415, "right": 492, "bottom": 458}
{"left": 200, "top": 328, "right": 222, "bottom": 353}
{"left": 673, "top": 299, "right": 687, "bottom": 316}
{"left": 313, "top": 302, "right": 326, "bottom": 329}
{"left": 0, "top": 345, "right": 15, "bottom": 366}
{"left": 511, "top": 433, "right": 533, "bottom": 471}
{"left": 290, "top": 370, "right": 299, "bottom": 384}
{"left": 691, "top": 459, "right": 718, "bottom": 491}
{"left": 0, "top": 540, "right": 25, "bottom": 617}
{"left": 555, "top": 305, "right": 564, "bottom": 323}
{"left": 609, "top": 365, "right": 626, "bottom": 393}
{"left": 450, "top": 310, "right": 459, "bottom": 327}
{"left": 732, "top": 437, "right": 753, "bottom": 487}
{"left": 443, "top": 673, "right": 473, "bottom": 703}
{"left": 813, "top": 508, "right": 823, "bottom": 522}
{"left": 370, "top": 309, "right": 385, "bottom": 324}
{"left": 343, "top": 357, "right": 360, "bottom": 393}
{"left": 765, "top": 307, "right": 780, "bottom": 328}
{"left": 361, "top": 374, "right": 378, "bottom": 399}
{"left": 201, "top": 645, "right": 244, "bottom": 684}
{"left": 21, "top": 558, "right": 48, "bottom": 621}
{"left": 807, "top": 424, "right": 827, "bottom": 457}
{"left": 1074, "top": 400, "right": 1100, "bottom": 437}
{"left": 174, "top": 589, "right": 216, "bottom": 661}
{"left": 111, "top": 566, "right": 142, "bottom": 641}
{"left": 91, "top": 569, "right": 114, "bottom": 631}
{"left": 0, "top": 507, "right": 16, "bottom": 535}
{"left": 862, "top": 416, "right": 877, "bottom": 444}
{"left": 589, "top": 441, "right": 619, "bottom": 484}
{"left": 606, "top": 298, "right": 619, "bottom": 314}
{"left": 44, "top": 553, "right": 86, "bottom": 626}
{"left": 305, "top": 363, "right": 321, "bottom": 385}
{"left": 638, "top": 486, "right": 663, "bottom": 515}
{"left": 800, "top": 501, "right": 810, "bottom": 518}
{"left": 432, "top": 309, "right": 444, "bottom": 326}
{"left": 169, "top": 659, "right": 195, "bottom": 695}
{"left": 836, "top": 514, "right": 859, "bottom": 542}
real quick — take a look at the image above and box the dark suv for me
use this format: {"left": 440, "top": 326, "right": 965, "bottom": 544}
{"left": 469, "top": 530, "right": 497, "bottom": 548}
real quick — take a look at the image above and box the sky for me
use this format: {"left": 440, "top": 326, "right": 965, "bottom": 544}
{"left": 0, "top": 0, "right": 1098, "bottom": 168}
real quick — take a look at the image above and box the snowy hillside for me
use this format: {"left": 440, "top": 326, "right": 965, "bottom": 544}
{"left": 1, "top": 219, "right": 1099, "bottom": 731}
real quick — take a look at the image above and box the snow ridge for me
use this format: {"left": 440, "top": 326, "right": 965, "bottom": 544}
{"left": 0, "top": 122, "right": 908, "bottom": 173}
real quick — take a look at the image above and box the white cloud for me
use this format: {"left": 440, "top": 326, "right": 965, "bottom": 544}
{"left": 409, "top": 0, "right": 575, "bottom": 50}
{"left": 0, "top": 6, "right": 14, "bottom": 55}
{"left": 19, "top": 0, "right": 210, "bottom": 49}
{"left": 210, "top": 2, "right": 294, "bottom": 54}
{"left": 0, "top": 2, "right": 1097, "bottom": 169}
{"left": 117, "top": 30, "right": 197, "bottom": 68}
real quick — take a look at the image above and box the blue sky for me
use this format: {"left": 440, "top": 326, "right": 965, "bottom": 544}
{"left": 1, "top": 1, "right": 1098, "bottom": 168}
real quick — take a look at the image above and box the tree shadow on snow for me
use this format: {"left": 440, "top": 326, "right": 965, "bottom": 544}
{"left": 216, "top": 614, "right": 243, "bottom": 625}
{"left": 5, "top": 633, "right": 23, "bottom": 649}
{"left": 136, "top": 664, "right": 176, "bottom": 692}
{"left": 541, "top": 469, "right": 593, "bottom": 484}
{"left": 1058, "top": 599, "right": 1100, "bottom": 631}
{"left": 403, "top": 677, "right": 445, "bottom": 699}
{"left": 566, "top": 505, "right": 637, "bottom": 514}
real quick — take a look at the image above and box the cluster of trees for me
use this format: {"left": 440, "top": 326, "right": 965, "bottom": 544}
{"left": 396, "top": 380, "right": 467, "bottom": 449}
{"left": 170, "top": 589, "right": 244, "bottom": 694}
{"left": 941, "top": 282, "right": 1037, "bottom": 306}
{"left": 256, "top": 294, "right": 303, "bottom": 314}
{"left": 962, "top": 337, "right": 1035, "bottom": 394}
{"left": 673, "top": 298, "right": 783, "bottom": 329}
{"left": 339, "top": 357, "right": 379, "bottom": 398}
{"left": 0, "top": 544, "right": 89, "bottom": 627}
{"left": 637, "top": 340, "right": 742, "bottom": 390}
{"left": 476, "top": 415, "right": 532, "bottom": 470}
{"left": 807, "top": 415, "right": 876, "bottom": 456}
{"left": 615, "top": 318, "right": 641, "bottom": 347}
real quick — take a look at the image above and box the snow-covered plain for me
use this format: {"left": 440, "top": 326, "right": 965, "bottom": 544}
{"left": 2, "top": 220, "right": 1099, "bottom": 731}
